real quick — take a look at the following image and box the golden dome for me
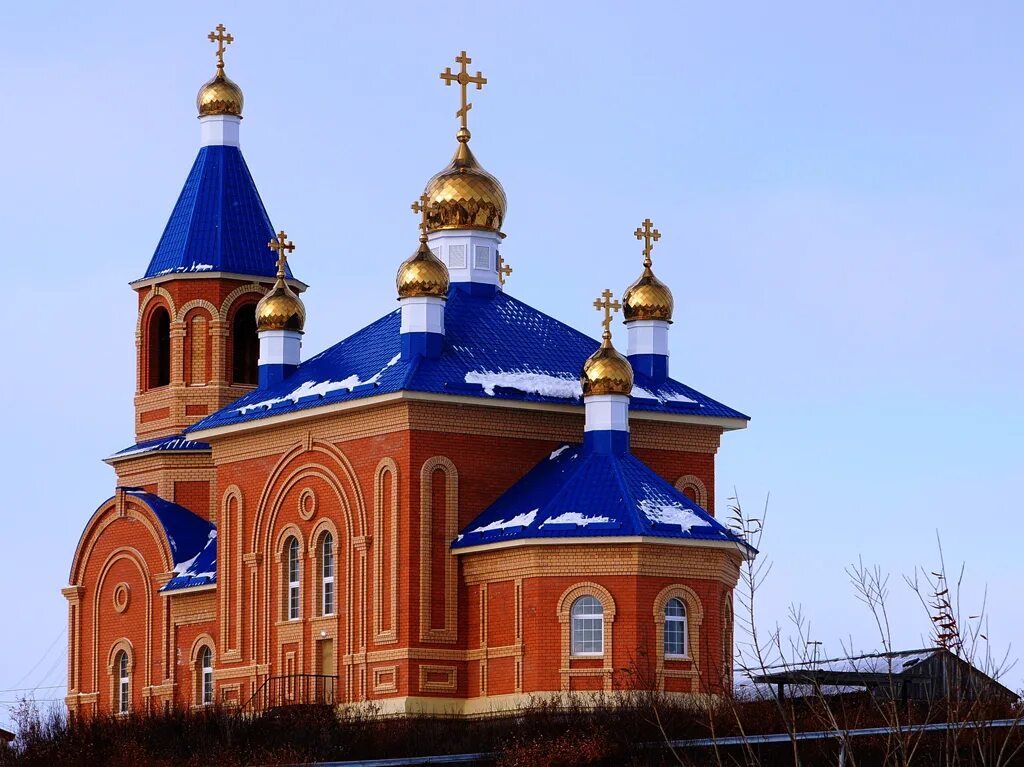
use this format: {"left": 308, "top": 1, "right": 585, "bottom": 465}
{"left": 256, "top": 281, "right": 305, "bottom": 332}
{"left": 397, "top": 241, "right": 450, "bottom": 299}
{"left": 581, "top": 337, "right": 634, "bottom": 397}
{"left": 623, "top": 267, "right": 674, "bottom": 322}
{"left": 257, "top": 231, "right": 304, "bottom": 331}
{"left": 423, "top": 133, "right": 506, "bottom": 234}
{"left": 197, "top": 70, "right": 244, "bottom": 117}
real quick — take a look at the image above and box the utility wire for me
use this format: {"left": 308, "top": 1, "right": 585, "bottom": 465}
{"left": 6, "top": 628, "right": 66, "bottom": 691}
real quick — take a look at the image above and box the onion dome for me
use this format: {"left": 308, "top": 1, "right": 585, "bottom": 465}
{"left": 424, "top": 52, "right": 506, "bottom": 234}
{"left": 423, "top": 133, "right": 506, "bottom": 234}
{"left": 623, "top": 218, "right": 673, "bottom": 322}
{"left": 581, "top": 338, "right": 634, "bottom": 396}
{"left": 397, "top": 241, "right": 450, "bottom": 299}
{"left": 197, "top": 23, "right": 243, "bottom": 117}
{"left": 622, "top": 268, "right": 674, "bottom": 322}
{"left": 582, "top": 290, "right": 634, "bottom": 396}
{"left": 197, "top": 70, "right": 244, "bottom": 117}
{"left": 257, "top": 232, "right": 305, "bottom": 332}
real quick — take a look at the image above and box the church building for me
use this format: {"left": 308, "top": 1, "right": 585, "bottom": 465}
{"left": 64, "top": 27, "right": 753, "bottom": 717}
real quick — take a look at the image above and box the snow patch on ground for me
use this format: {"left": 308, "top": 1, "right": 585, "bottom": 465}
{"left": 471, "top": 509, "right": 538, "bottom": 534}
{"left": 540, "top": 512, "right": 611, "bottom": 527}
{"left": 239, "top": 354, "right": 402, "bottom": 413}
{"left": 549, "top": 445, "right": 572, "bottom": 460}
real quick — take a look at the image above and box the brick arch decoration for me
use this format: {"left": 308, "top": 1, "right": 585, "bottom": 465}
{"left": 107, "top": 638, "right": 135, "bottom": 713}
{"left": 251, "top": 440, "right": 368, "bottom": 677}
{"left": 219, "top": 284, "right": 267, "bottom": 321}
{"left": 94, "top": 549, "right": 153, "bottom": 706}
{"left": 674, "top": 474, "right": 708, "bottom": 509}
{"left": 188, "top": 634, "right": 216, "bottom": 707}
{"left": 274, "top": 524, "right": 306, "bottom": 623}
{"left": 179, "top": 300, "right": 218, "bottom": 386}
{"left": 136, "top": 286, "right": 178, "bottom": 335}
{"left": 556, "top": 582, "right": 617, "bottom": 692}
{"left": 66, "top": 497, "right": 172, "bottom": 711}
{"left": 373, "top": 458, "right": 399, "bottom": 644}
{"left": 419, "top": 456, "right": 459, "bottom": 643}
{"left": 308, "top": 517, "right": 340, "bottom": 618}
{"left": 219, "top": 486, "right": 243, "bottom": 661}
{"left": 136, "top": 289, "right": 177, "bottom": 392}
{"left": 651, "top": 584, "right": 705, "bottom": 692}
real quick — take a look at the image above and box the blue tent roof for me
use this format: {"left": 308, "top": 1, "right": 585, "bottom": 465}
{"left": 124, "top": 490, "right": 216, "bottom": 591}
{"left": 187, "top": 287, "right": 748, "bottom": 433}
{"left": 142, "top": 145, "right": 289, "bottom": 281}
{"left": 451, "top": 444, "right": 754, "bottom": 553}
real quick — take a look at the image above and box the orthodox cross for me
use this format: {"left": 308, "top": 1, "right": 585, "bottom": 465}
{"left": 497, "top": 252, "right": 512, "bottom": 285}
{"left": 208, "top": 24, "right": 234, "bottom": 71}
{"left": 268, "top": 230, "right": 295, "bottom": 276}
{"left": 634, "top": 218, "right": 661, "bottom": 268}
{"left": 593, "top": 289, "right": 622, "bottom": 340}
{"left": 439, "top": 51, "right": 487, "bottom": 135}
{"left": 410, "top": 193, "right": 431, "bottom": 242}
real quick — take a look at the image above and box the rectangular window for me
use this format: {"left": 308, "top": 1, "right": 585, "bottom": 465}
{"left": 119, "top": 680, "right": 129, "bottom": 713}
{"left": 203, "top": 670, "right": 213, "bottom": 705}
{"left": 572, "top": 616, "right": 604, "bottom": 655}
{"left": 289, "top": 584, "right": 299, "bottom": 620}
{"left": 665, "top": 621, "right": 686, "bottom": 656}
{"left": 449, "top": 244, "right": 467, "bottom": 269}
{"left": 323, "top": 580, "right": 334, "bottom": 617}
{"left": 474, "top": 245, "right": 490, "bottom": 270}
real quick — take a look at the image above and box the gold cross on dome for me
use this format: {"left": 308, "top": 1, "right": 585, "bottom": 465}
{"left": 439, "top": 50, "right": 487, "bottom": 136}
{"left": 411, "top": 193, "right": 431, "bottom": 241}
{"left": 268, "top": 230, "right": 295, "bottom": 276}
{"left": 593, "top": 288, "right": 622, "bottom": 339}
{"left": 634, "top": 218, "right": 661, "bottom": 268}
{"left": 208, "top": 23, "right": 234, "bottom": 70}
{"left": 497, "top": 252, "right": 512, "bottom": 285}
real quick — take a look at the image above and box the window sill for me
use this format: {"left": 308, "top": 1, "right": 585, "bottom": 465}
{"left": 665, "top": 654, "right": 691, "bottom": 661}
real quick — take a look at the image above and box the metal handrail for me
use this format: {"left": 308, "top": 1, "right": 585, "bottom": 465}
{"left": 240, "top": 674, "right": 339, "bottom": 713}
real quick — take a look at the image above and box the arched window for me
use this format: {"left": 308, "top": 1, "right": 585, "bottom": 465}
{"left": 116, "top": 650, "right": 130, "bottom": 714}
{"left": 664, "top": 597, "right": 688, "bottom": 657}
{"left": 231, "top": 303, "right": 259, "bottom": 385}
{"left": 200, "top": 646, "right": 213, "bottom": 705}
{"left": 286, "top": 537, "right": 300, "bottom": 620}
{"left": 147, "top": 306, "right": 171, "bottom": 388}
{"left": 571, "top": 595, "right": 604, "bottom": 656}
{"left": 321, "top": 533, "right": 335, "bottom": 617}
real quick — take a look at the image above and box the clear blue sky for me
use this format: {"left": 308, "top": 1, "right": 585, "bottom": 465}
{"left": 1, "top": 2, "right": 1021, "bottom": 725}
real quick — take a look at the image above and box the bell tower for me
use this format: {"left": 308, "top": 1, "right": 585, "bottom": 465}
{"left": 131, "top": 24, "right": 305, "bottom": 442}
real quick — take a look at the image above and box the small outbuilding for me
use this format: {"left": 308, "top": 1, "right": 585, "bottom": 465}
{"left": 751, "top": 648, "right": 1018, "bottom": 703}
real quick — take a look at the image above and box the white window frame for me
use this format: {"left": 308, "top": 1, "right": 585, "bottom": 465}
{"left": 322, "top": 533, "right": 335, "bottom": 617}
{"left": 118, "top": 651, "right": 129, "bottom": 714}
{"left": 570, "top": 595, "right": 605, "bottom": 656}
{"left": 287, "top": 537, "right": 300, "bottom": 621}
{"left": 664, "top": 597, "right": 689, "bottom": 658}
{"left": 200, "top": 646, "right": 214, "bottom": 705}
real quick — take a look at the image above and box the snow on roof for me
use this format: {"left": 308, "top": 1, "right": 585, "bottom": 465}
{"left": 124, "top": 490, "right": 217, "bottom": 592}
{"left": 452, "top": 444, "right": 754, "bottom": 552}
{"left": 188, "top": 288, "right": 748, "bottom": 434}
{"left": 108, "top": 433, "right": 211, "bottom": 461}
{"left": 143, "top": 145, "right": 288, "bottom": 281}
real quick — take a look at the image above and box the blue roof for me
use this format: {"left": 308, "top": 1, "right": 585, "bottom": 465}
{"left": 451, "top": 443, "right": 754, "bottom": 552}
{"left": 108, "top": 433, "right": 210, "bottom": 460}
{"left": 124, "top": 490, "right": 216, "bottom": 591}
{"left": 142, "top": 145, "right": 290, "bottom": 281}
{"left": 187, "top": 287, "right": 748, "bottom": 433}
